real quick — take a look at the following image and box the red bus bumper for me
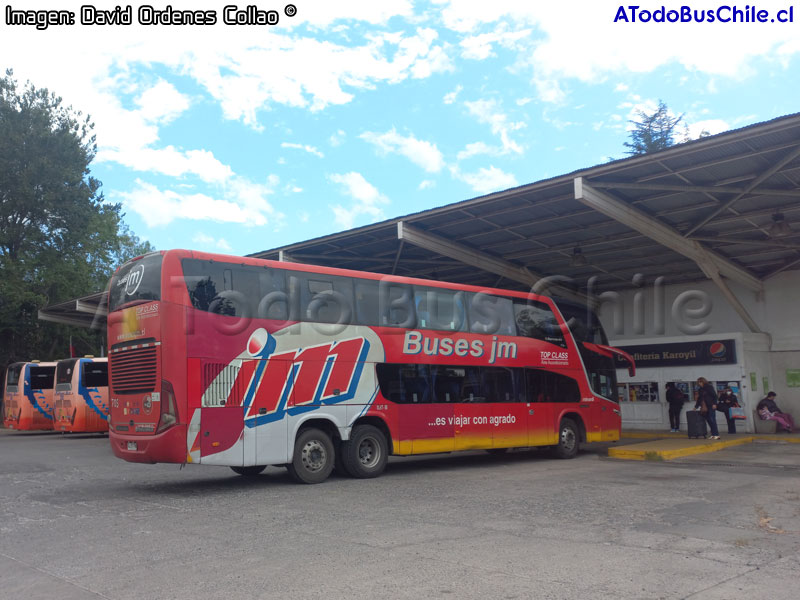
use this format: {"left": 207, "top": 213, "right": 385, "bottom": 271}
{"left": 109, "top": 424, "right": 187, "bottom": 464}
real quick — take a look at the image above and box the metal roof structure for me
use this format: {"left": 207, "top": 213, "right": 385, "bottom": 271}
{"left": 38, "top": 291, "right": 107, "bottom": 330}
{"left": 40, "top": 112, "right": 800, "bottom": 331}
{"left": 251, "top": 112, "right": 800, "bottom": 311}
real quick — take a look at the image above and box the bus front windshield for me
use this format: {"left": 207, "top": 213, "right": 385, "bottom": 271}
{"left": 557, "top": 302, "right": 618, "bottom": 401}
{"left": 109, "top": 253, "right": 163, "bottom": 311}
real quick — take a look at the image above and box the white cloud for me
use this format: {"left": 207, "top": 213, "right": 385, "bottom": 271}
{"left": 99, "top": 146, "right": 234, "bottom": 183}
{"left": 437, "top": 2, "right": 800, "bottom": 102}
{"left": 463, "top": 99, "right": 525, "bottom": 154}
{"left": 329, "top": 172, "right": 389, "bottom": 229}
{"left": 183, "top": 26, "right": 453, "bottom": 126}
{"left": 281, "top": 142, "right": 324, "bottom": 158}
{"left": 686, "top": 119, "right": 730, "bottom": 138}
{"left": 451, "top": 165, "right": 518, "bottom": 195}
{"left": 114, "top": 177, "right": 282, "bottom": 228}
{"left": 459, "top": 27, "right": 532, "bottom": 60}
{"left": 193, "top": 233, "right": 232, "bottom": 251}
{"left": 443, "top": 85, "right": 463, "bottom": 104}
{"left": 457, "top": 141, "right": 497, "bottom": 160}
{"left": 135, "top": 80, "right": 190, "bottom": 124}
{"left": 361, "top": 128, "right": 445, "bottom": 173}
{"left": 418, "top": 180, "right": 436, "bottom": 190}
{"left": 329, "top": 130, "right": 346, "bottom": 147}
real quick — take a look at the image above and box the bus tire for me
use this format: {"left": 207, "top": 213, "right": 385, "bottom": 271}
{"left": 287, "top": 428, "right": 335, "bottom": 484}
{"left": 553, "top": 418, "right": 579, "bottom": 459}
{"left": 341, "top": 425, "right": 388, "bottom": 478}
{"left": 230, "top": 465, "right": 267, "bottom": 476}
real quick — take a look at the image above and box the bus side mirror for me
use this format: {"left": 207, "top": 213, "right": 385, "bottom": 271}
{"left": 582, "top": 342, "right": 636, "bottom": 377}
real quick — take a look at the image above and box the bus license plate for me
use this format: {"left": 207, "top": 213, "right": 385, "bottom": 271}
{"left": 127, "top": 441, "right": 138, "bottom": 451}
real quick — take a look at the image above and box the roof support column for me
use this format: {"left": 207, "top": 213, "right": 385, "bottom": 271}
{"left": 278, "top": 250, "right": 300, "bottom": 263}
{"left": 574, "top": 177, "right": 765, "bottom": 334}
{"left": 693, "top": 253, "right": 765, "bottom": 334}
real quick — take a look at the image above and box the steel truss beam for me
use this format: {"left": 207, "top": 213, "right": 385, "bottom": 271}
{"left": 397, "top": 222, "right": 589, "bottom": 305}
{"left": 574, "top": 178, "right": 765, "bottom": 333}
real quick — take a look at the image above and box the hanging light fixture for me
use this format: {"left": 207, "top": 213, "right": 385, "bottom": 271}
{"left": 769, "top": 212, "right": 791, "bottom": 238}
{"left": 570, "top": 246, "right": 588, "bottom": 267}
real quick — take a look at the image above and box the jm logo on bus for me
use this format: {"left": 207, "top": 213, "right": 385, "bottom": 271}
{"left": 124, "top": 265, "right": 145, "bottom": 295}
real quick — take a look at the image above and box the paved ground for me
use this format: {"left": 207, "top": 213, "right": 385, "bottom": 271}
{"left": 1, "top": 428, "right": 799, "bottom": 600}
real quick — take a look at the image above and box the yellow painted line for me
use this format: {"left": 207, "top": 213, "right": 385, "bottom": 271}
{"left": 609, "top": 436, "right": 755, "bottom": 461}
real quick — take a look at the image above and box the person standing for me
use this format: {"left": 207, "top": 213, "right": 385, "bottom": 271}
{"left": 695, "top": 377, "right": 720, "bottom": 439}
{"left": 717, "top": 387, "right": 740, "bottom": 434}
{"left": 665, "top": 382, "right": 685, "bottom": 432}
{"left": 757, "top": 392, "right": 796, "bottom": 433}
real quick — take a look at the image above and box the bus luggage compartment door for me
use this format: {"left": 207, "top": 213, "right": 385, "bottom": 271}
{"left": 200, "top": 405, "right": 245, "bottom": 465}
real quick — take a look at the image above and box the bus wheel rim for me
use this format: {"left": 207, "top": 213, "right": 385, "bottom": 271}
{"left": 301, "top": 440, "right": 327, "bottom": 472}
{"left": 358, "top": 436, "right": 379, "bottom": 468}
{"left": 561, "top": 427, "right": 576, "bottom": 451}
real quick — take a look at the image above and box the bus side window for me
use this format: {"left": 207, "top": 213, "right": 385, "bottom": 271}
{"left": 414, "top": 287, "right": 467, "bottom": 332}
{"left": 460, "top": 367, "right": 482, "bottom": 402}
{"left": 431, "top": 366, "right": 466, "bottom": 403}
{"left": 375, "top": 364, "right": 431, "bottom": 404}
{"left": 552, "top": 372, "right": 581, "bottom": 403}
{"left": 405, "top": 365, "right": 431, "bottom": 404}
{"left": 354, "top": 279, "right": 380, "bottom": 326}
{"left": 296, "top": 273, "right": 355, "bottom": 325}
{"left": 513, "top": 301, "right": 567, "bottom": 348}
{"left": 378, "top": 282, "right": 415, "bottom": 328}
{"left": 468, "top": 293, "right": 515, "bottom": 336}
{"left": 525, "top": 369, "right": 548, "bottom": 402}
{"left": 82, "top": 363, "right": 108, "bottom": 388}
{"left": 258, "top": 268, "right": 289, "bottom": 321}
{"left": 482, "top": 367, "right": 516, "bottom": 403}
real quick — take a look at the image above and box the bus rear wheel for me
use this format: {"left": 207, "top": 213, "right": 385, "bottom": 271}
{"left": 341, "top": 425, "right": 388, "bottom": 478}
{"left": 230, "top": 465, "right": 267, "bottom": 476}
{"left": 288, "top": 428, "right": 335, "bottom": 484}
{"left": 553, "top": 418, "right": 579, "bottom": 459}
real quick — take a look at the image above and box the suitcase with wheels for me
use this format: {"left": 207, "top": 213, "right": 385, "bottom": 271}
{"left": 686, "top": 410, "right": 707, "bottom": 439}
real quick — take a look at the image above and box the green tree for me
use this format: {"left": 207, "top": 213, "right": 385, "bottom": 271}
{"left": 624, "top": 100, "right": 684, "bottom": 156}
{"left": 0, "top": 69, "right": 153, "bottom": 368}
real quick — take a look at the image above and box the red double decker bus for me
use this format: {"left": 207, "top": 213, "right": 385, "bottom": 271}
{"left": 107, "top": 250, "right": 634, "bottom": 483}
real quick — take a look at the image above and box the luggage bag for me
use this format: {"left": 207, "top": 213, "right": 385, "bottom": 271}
{"left": 686, "top": 410, "right": 707, "bottom": 439}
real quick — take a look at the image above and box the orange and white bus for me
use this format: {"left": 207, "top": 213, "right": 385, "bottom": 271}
{"left": 3, "top": 361, "right": 57, "bottom": 430}
{"left": 53, "top": 357, "right": 109, "bottom": 433}
{"left": 107, "top": 250, "right": 634, "bottom": 483}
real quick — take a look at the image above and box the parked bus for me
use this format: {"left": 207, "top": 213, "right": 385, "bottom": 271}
{"left": 53, "top": 357, "right": 109, "bottom": 433}
{"left": 107, "top": 250, "right": 634, "bottom": 483}
{"left": 2, "top": 361, "right": 57, "bottom": 430}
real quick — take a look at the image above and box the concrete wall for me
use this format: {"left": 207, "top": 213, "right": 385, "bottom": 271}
{"left": 599, "top": 269, "right": 800, "bottom": 429}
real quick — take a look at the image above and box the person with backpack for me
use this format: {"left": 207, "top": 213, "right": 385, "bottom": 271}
{"left": 694, "top": 377, "right": 720, "bottom": 439}
{"left": 665, "top": 382, "right": 685, "bottom": 433}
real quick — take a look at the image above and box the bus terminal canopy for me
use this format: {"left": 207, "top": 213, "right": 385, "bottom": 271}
{"left": 250, "top": 112, "right": 800, "bottom": 333}
{"left": 38, "top": 291, "right": 107, "bottom": 330}
{"left": 41, "top": 113, "right": 800, "bottom": 330}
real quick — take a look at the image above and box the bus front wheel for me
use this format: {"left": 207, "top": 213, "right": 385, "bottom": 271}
{"left": 341, "top": 425, "right": 388, "bottom": 478}
{"left": 230, "top": 465, "right": 267, "bottom": 476}
{"left": 288, "top": 428, "right": 335, "bottom": 484}
{"left": 553, "top": 418, "right": 579, "bottom": 459}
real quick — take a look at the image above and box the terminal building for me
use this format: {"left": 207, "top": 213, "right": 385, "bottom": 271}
{"left": 41, "top": 113, "right": 800, "bottom": 433}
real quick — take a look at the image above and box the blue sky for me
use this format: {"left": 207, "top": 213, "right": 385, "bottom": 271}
{"left": 3, "top": 0, "right": 800, "bottom": 257}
